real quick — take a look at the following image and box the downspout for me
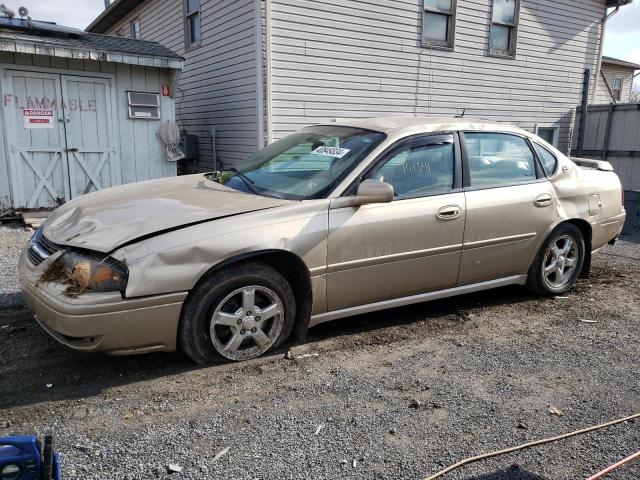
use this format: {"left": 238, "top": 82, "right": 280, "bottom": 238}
{"left": 254, "top": 0, "right": 265, "bottom": 149}
{"left": 265, "top": 0, "right": 273, "bottom": 145}
{"left": 591, "top": 6, "right": 620, "bottom": 103}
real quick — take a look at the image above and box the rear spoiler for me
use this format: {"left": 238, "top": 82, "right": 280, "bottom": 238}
{"left": 570, "top": 157, "right": 614, "bottom": 172}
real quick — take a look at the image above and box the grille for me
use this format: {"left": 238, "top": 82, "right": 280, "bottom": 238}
{"left": 27, "top": 229, "right": 61, "bottom": 266}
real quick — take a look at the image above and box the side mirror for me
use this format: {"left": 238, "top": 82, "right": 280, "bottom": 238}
{"left": 330, "top": 179, "right": 394, "bottom": 209}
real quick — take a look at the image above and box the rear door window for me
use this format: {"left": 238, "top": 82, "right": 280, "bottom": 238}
{"left": 532, "top": 142, "right": 558, "bottom": 177}
{"left": 464, "top": 132, "right": 537, "bottom": 188}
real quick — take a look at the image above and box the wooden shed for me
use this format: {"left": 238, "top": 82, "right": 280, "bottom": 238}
{"left": 0, "top": 17, "right": 183, "bottom": 211}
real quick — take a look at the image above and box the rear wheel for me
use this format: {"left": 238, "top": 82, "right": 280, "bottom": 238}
{"left": 179, "top": 262, "right": 296, "bottom": 364}
{"left": 527, "top": 223, "right": 585, "bottom": 296}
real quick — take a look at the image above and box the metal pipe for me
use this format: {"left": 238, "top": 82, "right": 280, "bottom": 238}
{"left": 265, "top": 0, "right": 273, "bottom": 145}
{"left": 254, "top": 0, "right": 265, "bottom": 149}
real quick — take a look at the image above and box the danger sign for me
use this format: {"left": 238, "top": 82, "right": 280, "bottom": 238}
{"left": 22, "top": 109, "right": 54, "bottom": 129}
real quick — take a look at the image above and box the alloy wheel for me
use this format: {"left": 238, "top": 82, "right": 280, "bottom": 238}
{"left": 542, "top": 235, "right": 578, "bottom": 289}
{"left": 209, "top": 285, "right": 285, "bottom": 361}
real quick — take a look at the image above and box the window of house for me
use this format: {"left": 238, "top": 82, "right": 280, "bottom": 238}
{"left": 422, "top": 0, "right": 457, "bottom": 49}
{"left": 532, "top": 142, "right": 558, "bottom": 177}
{"left": 612, "top": 77, "right": 623, "bottom": 101}
{"left": 489, "top": 0, "right": 520, "bottom": 57}
{"left": 366, "top": 134, "right": 455, "bottom": 199}
{"left": 536, "top": 127, "right": 558, "bottom": 146}
{"left": 185, "top": 0, "right": 201, "bottom": 48}
{"left": 464, "top": 132, "right": 536, "bottom": 187}
{"left": 130, "top": 18, "right": 141, "bottom": 39}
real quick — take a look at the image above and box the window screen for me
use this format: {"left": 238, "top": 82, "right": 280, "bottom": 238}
{"left": 366, "top": 134, "right": 455, "bottom": 199}
{"left": 465, "top": 132, "right": 536, "bottom": 187}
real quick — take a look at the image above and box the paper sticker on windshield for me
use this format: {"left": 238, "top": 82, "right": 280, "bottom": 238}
{"left": 311, "top": 146, "right": 351, "bottom": 158}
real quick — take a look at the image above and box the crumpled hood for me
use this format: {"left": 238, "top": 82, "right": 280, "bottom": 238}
{"left": 42, "top": 174, "right": 293, "bottom": 252}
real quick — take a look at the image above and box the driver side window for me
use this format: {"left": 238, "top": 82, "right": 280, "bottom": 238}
{"left": 366, "top": 134, "right": 455, "bottom": 200}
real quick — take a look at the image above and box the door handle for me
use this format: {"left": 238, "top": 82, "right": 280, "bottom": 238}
{"left": 534, "top": 193, "right": 553, "bottom": 207}
{"left": 65, "top": 147, "right": 79, "bottom": 153}
{"left": 437, "top": 205, "right": 462, "bottom": 220}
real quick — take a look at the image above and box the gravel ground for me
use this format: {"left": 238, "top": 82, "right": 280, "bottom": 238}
{"left": 0, "top": 232, "right": 639, "bottom": 480}
{"left": 0, "top": 222, "right": 33, "bottom": 308}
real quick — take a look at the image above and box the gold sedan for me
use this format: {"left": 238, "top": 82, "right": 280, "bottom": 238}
{"left": 19, "top": 118, "right": 626, "bottom": 363}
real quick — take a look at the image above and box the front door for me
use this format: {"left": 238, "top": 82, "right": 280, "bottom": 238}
{"left": 458, "top": 131, "right": 556, "bottom": 285}
{"left": 327, "top": 133, "right": 465, "bottom": 311}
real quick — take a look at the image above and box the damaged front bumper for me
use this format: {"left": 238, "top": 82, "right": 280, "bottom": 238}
{"left": 19, "top": 249, "right": 187, "bottom": 355}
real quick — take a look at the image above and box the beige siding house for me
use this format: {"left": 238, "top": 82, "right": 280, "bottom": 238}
{"left": 593, "top": 56, "right": 640, "bottom": 104}
{"left": 88, "top": 0, "right": 633, "bottom": 169}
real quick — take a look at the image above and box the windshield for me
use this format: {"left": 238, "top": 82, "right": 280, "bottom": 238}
{"left": 213, "top": 126, "right": 386, "bottom": 200}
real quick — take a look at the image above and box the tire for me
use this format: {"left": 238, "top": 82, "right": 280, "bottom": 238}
{"left": 527, "top": 223, "right": 585, "bottom": 296}
{"left": 179, "top": 261, "right": 296, "bottom": 364}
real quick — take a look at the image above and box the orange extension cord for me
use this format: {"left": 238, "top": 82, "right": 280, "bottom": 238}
{"left": 586, "top": 450, "right": 640, "bottom": 480}
{"left": 423, "top": 412, "right": 640, "bottom": 480}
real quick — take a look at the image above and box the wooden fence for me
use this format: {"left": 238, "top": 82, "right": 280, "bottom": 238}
{"left": 572, "top": 103, "right": 640, "bottom": 191}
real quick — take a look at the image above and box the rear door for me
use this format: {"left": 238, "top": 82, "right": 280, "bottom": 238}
{"left": 458, "top": 131, "right": 556, "bottom": 285}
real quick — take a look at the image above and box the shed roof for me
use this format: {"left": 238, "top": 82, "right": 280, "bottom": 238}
{"left": 602, "top": 56, "right": 640, "bottom": 71}
{"left": 0, "top": 17, "right": 183, "bottom": 69}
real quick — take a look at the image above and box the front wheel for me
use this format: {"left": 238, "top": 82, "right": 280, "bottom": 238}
{"left": 179, "top": 262, "right": 296, "bottom": 364}
{"left": 527, "top": 223, "right": 585, "bottom": 296}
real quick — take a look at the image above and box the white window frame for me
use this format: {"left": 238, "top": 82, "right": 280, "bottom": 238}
{"left": 421, "top": 0, "right": 457, "bottom": 50}
{"left": 127, "top": 91, "right": 161, "bottom": 120}
{"left": 184, "top": 0, "right": 202, "bottom": 50}
{"left": 535, "top": 126, "right": 559, "bottom": 147}
{"left": 488, "top": 0, "right": 520, "bottom": 58}
{"left": 130, "top": 18, "right": 141, "bottom": 39}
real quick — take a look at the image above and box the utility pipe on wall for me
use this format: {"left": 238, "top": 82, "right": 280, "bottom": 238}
{"left": 265, "top": 0, "right": 273, "bottom": 145}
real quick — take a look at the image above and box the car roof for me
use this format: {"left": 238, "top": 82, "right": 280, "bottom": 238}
{"left": 323, "top": 116, "right": 532, "bottom": 137}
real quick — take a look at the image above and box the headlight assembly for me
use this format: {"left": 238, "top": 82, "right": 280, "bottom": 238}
{"left": 42, "top": 251, "right": 129, "bottom": 295}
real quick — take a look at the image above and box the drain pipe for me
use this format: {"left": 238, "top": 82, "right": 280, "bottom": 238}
{"left": 591, "top": 6, "right": 620, "bottom": 103}
{"left": 265, "top": 0, "right": 273, "bottom": 145}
